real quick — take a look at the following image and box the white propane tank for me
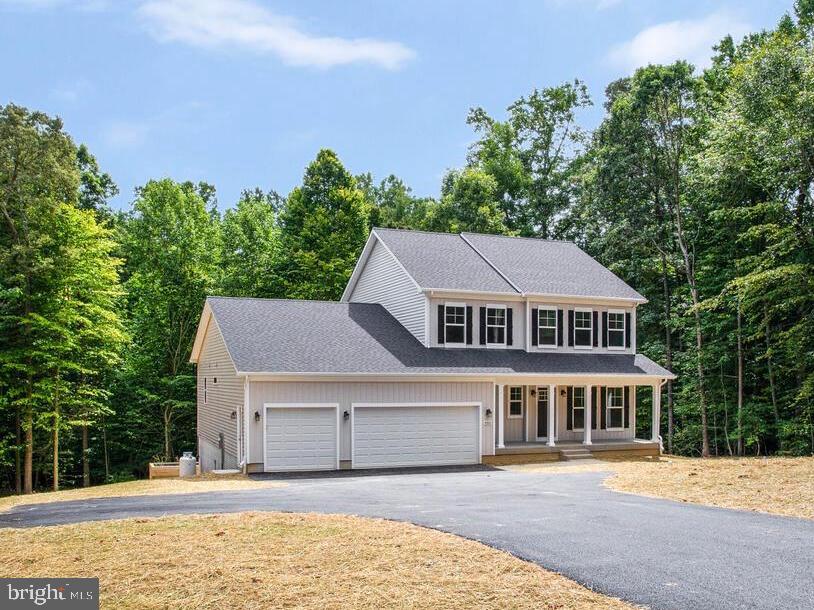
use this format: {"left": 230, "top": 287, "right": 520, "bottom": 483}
{"left": 179, "top": 451, "right": 197, "bottom": 478}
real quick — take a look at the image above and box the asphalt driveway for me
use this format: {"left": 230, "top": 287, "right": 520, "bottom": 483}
{"left": 3, "top": 467, "right": 813, "bottom": 610}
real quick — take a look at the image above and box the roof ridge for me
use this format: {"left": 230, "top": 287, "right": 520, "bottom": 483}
{"left": 461, "top": 231, "right": 577, "bottom": 245}
{"left": 207, "top": 296, "right": 379, "bottom": 306}
{"left": 459, "top": 233, "right": 523, "bottom": 294}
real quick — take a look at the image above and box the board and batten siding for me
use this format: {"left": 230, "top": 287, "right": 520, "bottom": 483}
{"left": 348, "top": 240, "right": 427, "bottom": 344}
{"left": 247, "top": 381, "right": 495, "bottom": 467}
{"left": 196, "top": 316, "right": 243, "bottom": 471}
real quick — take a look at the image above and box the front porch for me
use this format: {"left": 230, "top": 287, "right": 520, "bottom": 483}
{"left": 483, "top": 380, "right": 664, "bottom": 464}
{"left": 483, "top": 439, "right": 660, "bottom": 465}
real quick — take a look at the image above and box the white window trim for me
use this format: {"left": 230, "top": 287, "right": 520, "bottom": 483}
{"left": 444, "top": 301, "right": 467, "bottom": 347}
{"left": 508, "top": 386, "right": 524, "bottom": 419}
{"left": 485, "top": 303, "right": 507, "bottom": 347}
{"left": 606, "top": 309, "right": 626, "bottom": 351}
{"left": 571, "top": 387, "right": 586, "bottom": 431}
{"left": 536, "top": 305, "right": 558, "bottom": 349}
{"left": 606, "top": 386, "right": 625, "bottom": 430}
{"left": 573, "top": 308, "right": 594, "bottom": 350}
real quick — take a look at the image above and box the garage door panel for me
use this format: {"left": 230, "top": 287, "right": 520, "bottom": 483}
{"left": 265, "top": 407, "right": 337, "bottom": 471}
{"left": 353, "top": 405, "right": 479, "bottom": 468}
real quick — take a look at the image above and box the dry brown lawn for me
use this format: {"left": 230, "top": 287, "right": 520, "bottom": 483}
{"left": 506, "top": 455, "right": 814, "bottom": 519}
{"left": 1, "top": 512, "right": 638, "bottom": 610}
{"left": 0, "top": 475, "right": 284, "bottom": 513}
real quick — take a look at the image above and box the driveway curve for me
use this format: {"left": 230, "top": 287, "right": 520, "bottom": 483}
{"left": 3, "top": 468, "right": 813, "bottom": 610}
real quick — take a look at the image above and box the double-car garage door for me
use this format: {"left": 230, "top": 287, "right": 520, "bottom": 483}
{"left": 264, "top": 403, "right": 480, "bottom": 472}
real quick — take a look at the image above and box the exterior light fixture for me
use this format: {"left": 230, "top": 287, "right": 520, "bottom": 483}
{"left": 530, "top": 389, "right": 536, "bottom": 397}
{"left": 485, "top": 408, "right": 493, "bottom": 417}
{"left": 343, "top": 410, "right": 350, "bottom": 420}
{"left": 254, "top": 411, "right": 261, "bottom": 422}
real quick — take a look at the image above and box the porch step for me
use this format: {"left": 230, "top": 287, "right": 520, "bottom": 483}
{"left": 560, "top": 447, "right": 594, "bottom": 461}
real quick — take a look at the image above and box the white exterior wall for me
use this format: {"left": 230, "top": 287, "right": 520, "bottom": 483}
{"left": 528, "top": 301, "right": 636, "bottom": 354}
{"left": 349, "top": 240, "right": 427, "bottom": 344}
{"left": 196, "top": 317, "right": 242, "bottom": 471}
{"left": 555, "top": 385, "right": 635, "bottom": 442}
{"left": 429, "top": 297, "right": 525, "bottom": 349}
{"left": 247, "top": 381, "right": 495, "bottom": 467}
{"left": 428, "top": 298, "right": 636, "bottom": 354}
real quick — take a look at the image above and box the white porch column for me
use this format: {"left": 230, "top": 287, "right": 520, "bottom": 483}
{"left": 547, "top": 384, "right": 556, "bottom": 447}
{"left": 652, "top": 383, "right": 661, "bottom": 443}
{"left": 497, "top": 383, "right": 505, "bottom": 448}
{"left": 583, "top": 384, "right": 593, "bottom": 445}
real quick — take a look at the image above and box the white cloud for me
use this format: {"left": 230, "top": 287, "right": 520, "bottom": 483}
{"left": 102, "top": 120, "right": 149, "bottom": 149}
{"left": 608, "top": 11, "right": 751, "bottom": 71}
{"left": 137, "top": 0, "right": 415, "bottom": 70}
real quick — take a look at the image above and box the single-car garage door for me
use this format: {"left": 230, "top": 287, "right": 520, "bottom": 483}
{"left": 352, "top": 403, "right": 480, "bottom": 469}
{"left": 265, "top": 404, "right": 338, "bottom": 471}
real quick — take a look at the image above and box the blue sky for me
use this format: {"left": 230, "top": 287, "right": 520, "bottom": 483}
{"left": 2, "top": 0, "right": 793, "bottom": 210}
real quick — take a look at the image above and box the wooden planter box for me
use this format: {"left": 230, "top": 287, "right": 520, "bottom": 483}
{"left": 148, "top": 461, "right": 200, "bottom": 479}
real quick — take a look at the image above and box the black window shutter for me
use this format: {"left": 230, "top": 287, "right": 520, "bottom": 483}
{"left": 600, "top": 386, "right": 607, "bottom": 429}
{"left": 531, "top": 308, "right": 538, "bottom": 346}
{"left": 567, "top": 310, "right": 574, "bottom": 347}
{"left": 466, "top": 306, "right": 473, "bottom": 345}
{"left": 557, "top": 310, "right": 563, "bottom": 346}
{"left": 437, "top": 305, "right": 445, "bottom": 344}
{"left": 625, "top": 312, "right": 632, "bottom": 348}
{"left": 591, "top": 386, "right": 597, "bottom": 429}
{"left": 566, "top": 386, "right": 573, "bottom": 430}
{"left": 593, "top": 311, "right": 599, "bottom": 347}
{"left": 506, "top": 308, "right": 513, "bottom": 346}
{"left": 479, "top": 307, "right": 486, "bottom": 345}
{"left": 624, "top": 386, "right": 631, "bottom": 428}
{"left": 602, "top": 312, "right": 608, "bottom": 347}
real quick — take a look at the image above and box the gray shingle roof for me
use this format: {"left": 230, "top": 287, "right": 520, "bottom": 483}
{"left": 371, "top": 228, "right": 645, "bottom": 302}
{"left": 207, "top": 297, "right": 672, "bottom": 377}
{"left": 462, "top": 232, "right": 645, "bottom": 301}
{"left": 373, "top": 228, "right": 517, "bottom": 294}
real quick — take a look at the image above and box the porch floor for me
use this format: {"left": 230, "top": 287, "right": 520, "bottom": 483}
{"left": 492, "top": 438, "right": 659, "bottom": 458}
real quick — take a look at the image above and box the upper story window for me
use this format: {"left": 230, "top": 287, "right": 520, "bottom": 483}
{"left": 508, "top": 386, "right": 523, "bottom": 418}
{"left": 607, "top": 310, "right": 625, "bottom": 349}
{"left": 573, "top": 309, "right": 593, "bottom": 348}
{"left": 444, "top": 303, "right": 466, "bottom": 345}
{"left": 607, "top": 387, "right": 624, "bottom": 428}
{"left": 537, "top": 307, "right": 557, "bottom": 347}
{"left": 486, "top": 305, "right": 506, "bottom": 345}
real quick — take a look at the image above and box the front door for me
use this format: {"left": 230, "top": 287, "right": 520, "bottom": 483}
{"left": 536, "top": 386, "right": 549, "bottom": 439}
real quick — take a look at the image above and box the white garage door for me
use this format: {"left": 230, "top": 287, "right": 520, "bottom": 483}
{"left": 265, "top": 405, "right": 338, "bottom": 471}
{"left": 353, "top": 404, "right": 480, "bottom": 469}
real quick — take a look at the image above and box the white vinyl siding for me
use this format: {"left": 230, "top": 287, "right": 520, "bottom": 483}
{"left": 348, "top": 240, "right": 427, "bottom": 344}
{"left": 248, "top": 381, "right": 495, "bottom": 466}
{"left": 196, "top": 317, "right": 242, "bottom": 471}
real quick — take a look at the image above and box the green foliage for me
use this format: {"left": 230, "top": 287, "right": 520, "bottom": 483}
{"left": 277, "top": 149, "right": 369, "bottom": 300}
{"left": 219, "top": 189, "right": 283, "bottom": 298}
{"left": 467, "top": 80, "right": 592, "bottom": 237}
{"left": 424, "top": 169, "right": 508, "bottom": 234}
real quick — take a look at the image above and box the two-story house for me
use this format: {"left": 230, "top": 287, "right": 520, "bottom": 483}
{"left": 190, "top": 228, "right": 674, "bottom": 472}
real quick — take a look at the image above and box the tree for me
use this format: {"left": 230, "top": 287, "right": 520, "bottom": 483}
{"left": 0, "top": 104, "right": 80, "bottom": 493}
{"left": 467, "top": 81, "right": 592, "bottom": 236}
{"left": 357, "top": 173, "right": 433, "bottom": 230}
{"left": 220, "top": 189, "right": 282, "bottom": 298}
{"left": 423, "top": 169, "right": 508, "bottom": 234}
{"left": 277, "top": 150, "right": 369, "bottom": 300}
{"left": 121, "top": 179, "right": 219, "bottom": 461}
